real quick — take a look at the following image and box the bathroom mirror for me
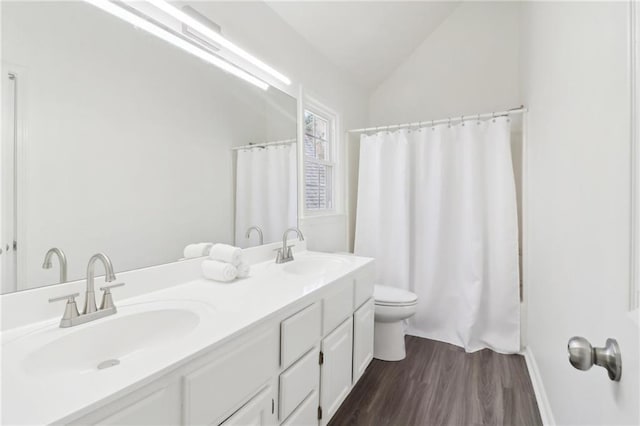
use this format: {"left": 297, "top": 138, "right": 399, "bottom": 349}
{"left": 0, "top": 1, "right": 297, "bottom": 294}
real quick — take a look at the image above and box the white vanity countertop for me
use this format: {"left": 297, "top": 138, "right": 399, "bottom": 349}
{"left": 0, "top": 251, "right": 373, "bottom": 425}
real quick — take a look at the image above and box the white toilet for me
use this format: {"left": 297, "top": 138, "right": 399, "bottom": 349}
{"left": 373, "top": 285, "right": 418, "bottom": 361}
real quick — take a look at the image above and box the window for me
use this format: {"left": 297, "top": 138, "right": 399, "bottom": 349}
{"left": 304, "top": 108, "right": 335, "bottom": 211}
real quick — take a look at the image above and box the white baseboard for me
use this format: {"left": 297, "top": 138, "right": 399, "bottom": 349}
{"left": 522, "top": 347, "right": 555, "bottom": 426}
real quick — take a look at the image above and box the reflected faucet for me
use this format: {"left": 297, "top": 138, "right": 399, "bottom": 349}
{"left": 276, "top": 227, "right": 304, "bottom": 264}
{"left": 42, "top": 247, "right": 68, "bottom": 283}
{"left": 245, "top": 226, "right": 264, "bottom": 246}
{"left": 84, "top": 253, "right": 117, "bottom": 314}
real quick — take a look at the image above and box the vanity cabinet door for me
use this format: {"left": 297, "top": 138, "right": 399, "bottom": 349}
{"left": 281, "top": 391, "right": 319, "bottom": 426}
{"left": 220, "top": 385, "right": 277, "bottom": 426}
{"left": 320, "top": 317, "right": 353, "bottom": 425}
{"left": 352, "top": 297, "right": 375, "bottom": 383}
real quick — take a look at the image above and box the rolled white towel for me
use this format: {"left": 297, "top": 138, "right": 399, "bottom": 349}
{"left": 184, "top": 243, "right": 212, "bottom": 259}
{"left": 209, "top": 243, "right": 243, "bottom": 266}
{"left": 237, "top": 261, "right": 250, "bottom": 279}
{"left": 201, "top": 260, "right": 237, "bottom": 282}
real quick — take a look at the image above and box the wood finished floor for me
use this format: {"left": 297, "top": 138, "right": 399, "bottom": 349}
{"left": 329, "top": 336, "right": 542, "bottom": 426}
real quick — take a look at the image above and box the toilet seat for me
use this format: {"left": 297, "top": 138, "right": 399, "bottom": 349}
{"left": 374, "top": 285, "right": 417, "bottom": 307}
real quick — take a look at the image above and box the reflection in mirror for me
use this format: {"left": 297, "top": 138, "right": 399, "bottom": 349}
{"left": 0, "top": 1, "right": 297, "bottom": 294}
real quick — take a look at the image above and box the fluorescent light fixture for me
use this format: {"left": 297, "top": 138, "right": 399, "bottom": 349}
{"left": 149, "top": 0, "right": 292, "bottom": 86}
{"left": 85, "top": 0, "right": 269, "bottom": 90}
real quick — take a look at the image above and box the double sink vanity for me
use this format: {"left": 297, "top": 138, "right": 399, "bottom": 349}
{"left": 1, "top": 242, "right": 375, "bottom": 425}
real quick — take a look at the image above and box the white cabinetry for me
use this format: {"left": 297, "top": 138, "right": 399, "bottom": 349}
{"left": 221, "top": 385, "right": 277, "bottom": 426}
{"left": 352, "top": 297, "right": 375, "bottom": 383}
{"left": 279, "top": 347, "right": 319, "bottom": 421}
{"left": 62, "top": 260, "right": 375, "bottom": 426}
{"left": 183, "top": 325, "right": 279, "bottom": 425}
{"left": 71, "top": 380, "right": 181, "bottom": 425}
{"left": 280, "top": 302, "right": 321, "bottom": 369}
{"left": 320, "top": 317, "right": 353, "bottom": 425}
{"left": 281, "top": 391, "right": 319, "bottom": 426}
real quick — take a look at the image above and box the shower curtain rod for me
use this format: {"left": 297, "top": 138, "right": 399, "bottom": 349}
{"left": 232, "top": 138, "right": 296, "bottom": 150}
{"left": 347, "top": 105, "right": 527, "bottom": 134}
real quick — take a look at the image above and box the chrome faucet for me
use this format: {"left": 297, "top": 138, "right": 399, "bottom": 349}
{"left": 42, "top": 247, "right": 68, "bottom": 283}
{"left": 49, "top": 252, "right": 124, "bottom": 328}
{"left": 275, "top": 227, "right": 304, "bottom": 264}
{"left": 245, "top": 225, "right": 264, "bottom": 245}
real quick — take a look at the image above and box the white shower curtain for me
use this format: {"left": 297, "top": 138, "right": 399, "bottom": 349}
{"left": 354, "top": 117, "right": 520, "bottom": 353}
{"left": 235, "top": 144, "right": 297, "bottom": 248}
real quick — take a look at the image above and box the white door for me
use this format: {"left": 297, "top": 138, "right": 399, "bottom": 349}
{"left": 320, "top": 317, "right": 353, "bottom": 425}
{"left": 352, "top": 298, "right": 374, "bottom": 383}
{"left": 522, "top": 2, "right": 639, "bottom": 424}
{"left": 221, "top": 385, "right": 277, "bottom": 426}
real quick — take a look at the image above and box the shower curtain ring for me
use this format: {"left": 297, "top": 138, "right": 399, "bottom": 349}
{"left": 477, "top": 113, "right": 481, "bottom": 124}
{"left": 447, "top": 117, "right": 452, "bottom": 128}
{"left": 461, "top": 115, "right": 465, "bottom": 126}
{"left": 492, "top": 111, "right": 497, "bottom": 123}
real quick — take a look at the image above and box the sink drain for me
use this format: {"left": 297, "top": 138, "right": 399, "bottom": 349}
{"left": 97, "top": 359, "right": 120, "bottom": 370}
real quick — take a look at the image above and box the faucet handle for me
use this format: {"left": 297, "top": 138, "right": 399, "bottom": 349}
{"left": 48, "top": 293, "right": 80, "bottom": 321}
{"left": 99, "top": 283, "right": 124, "bottom": 310}
{"left": 49, "top": 292, "right": 80, "bottom": 303}
{"left": 99, "top": 282, "right": 125, "bottom": 292}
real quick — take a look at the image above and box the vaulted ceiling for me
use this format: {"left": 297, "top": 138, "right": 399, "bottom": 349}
{"left": 265, "top": 1, "right": 460, "bottom": 90}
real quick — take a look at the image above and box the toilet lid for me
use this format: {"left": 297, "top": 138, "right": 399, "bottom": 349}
{"left": 374, "top": 285, "right": 417, "bottom": 306}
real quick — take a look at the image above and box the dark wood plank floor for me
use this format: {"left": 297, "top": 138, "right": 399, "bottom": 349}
{"left": 329, "top": 336, "right": 542, "bottom": 426}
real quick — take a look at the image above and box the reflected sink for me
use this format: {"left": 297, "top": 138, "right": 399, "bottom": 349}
{"left": 23, "top": 308, "right": 199, "bottom": 376}
{"left": 282, "top": 256, "right": 348, "bottom": 276}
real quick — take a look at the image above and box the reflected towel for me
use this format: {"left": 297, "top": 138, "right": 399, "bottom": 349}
{"left": 201, "top": 260, "right": 237, "bottom": 282}
{"left": 209, "top": 243, "right": 243, "bottom": 266}
{"left": 184, "top": 243, "right": 213, "bottom": 259}
{"left": 237, "top": 261, "right": 250, "bottom": 279}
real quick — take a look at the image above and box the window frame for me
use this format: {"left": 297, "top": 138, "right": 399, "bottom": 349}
{"left": 302, "top": 98, "right": 339, "bottom": 216}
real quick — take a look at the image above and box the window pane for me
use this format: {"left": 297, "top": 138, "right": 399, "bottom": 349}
{"left": 304, "top": 111, "right": 314, "bottom": 136}
{"left": 304, "top": 135, "right": 316, "bottom": 158}
{"left": 315, "top": 139, "right": 327, "bottom": 161}
{"left": 314, "top": 116, "right": 327, "bottom": 140}
{"left": 304, "top": 162, "right": 332, "bottom": 210}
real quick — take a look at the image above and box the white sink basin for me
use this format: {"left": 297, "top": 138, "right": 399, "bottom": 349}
{"left": 282, "top": 256, "right": 348, "bottom": 276}
{"left": 22, "top": 306, "right": 200, "bottom": 376}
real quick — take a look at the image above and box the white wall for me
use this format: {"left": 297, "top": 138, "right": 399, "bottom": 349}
{"left": 368, "top": 1, "right": 520, "bottom": 126}
{"left": 1, "top": 1, "right": 295, "bottom": 289}
{"left": 521, "top": 2, "right": 639, "bottom": 424}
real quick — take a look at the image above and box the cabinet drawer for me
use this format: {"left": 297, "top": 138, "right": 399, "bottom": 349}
{"left": 281, "top": 302, "right": 322, "bottom": 369}
{"left": 279, "top": 347, "right": 319, "bottom": 421}
{"left": 183, "top": 326, "right": 279, "bottom": 425}
{"left": 354, "top": 267, "right": 375, "bottom": 310}
{"left": 281, "top": 390, "right": 319, "bottom": 426}
{"left": 323, "top": 278, "right": 354, "bottom": 335}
